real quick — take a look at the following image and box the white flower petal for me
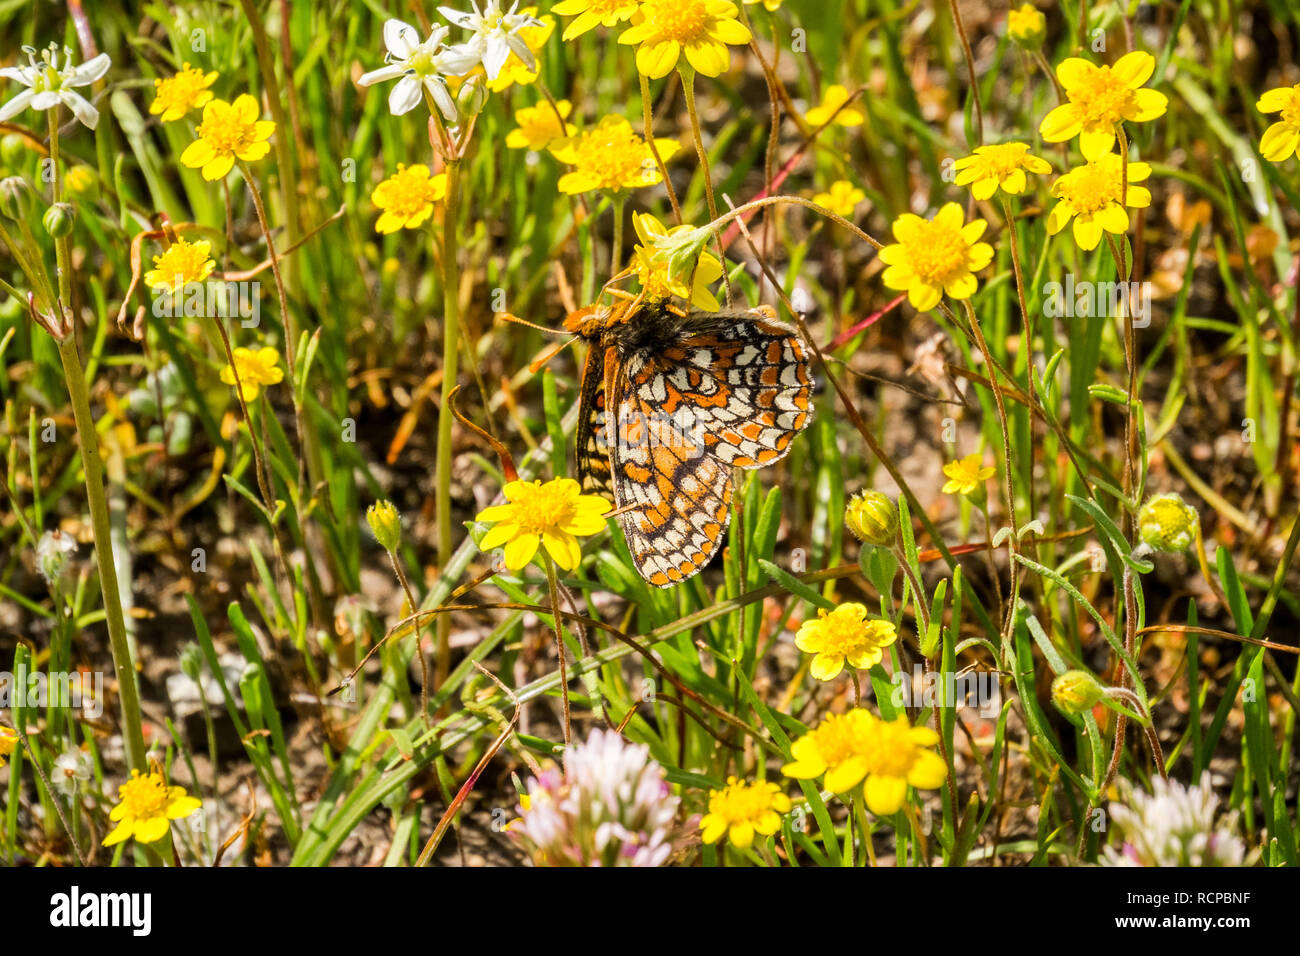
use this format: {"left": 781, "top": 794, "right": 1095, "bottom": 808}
{"left": 438, "top": 6, "right": 476, "bottom": 28}
{"left": 30, "top": 90, "right": 61, "bottom": 111}
{"left": 67, "top": 52, "right": 110, "bottom": 86}
{"left": 505, "top": 34, "right": 536, "bottom": 72}
{"left": 61, "top": 90, "right": 99, "bottom": 129}
{"left": 0, "top": 66, "right": 33, "bottom": 84}
{"left": 358, "top": 63, "right": 407, "bottom": 87}
{"left": 426, "top": 77, "right": 458, "bottom": 121}
{"left": 388, "top": 74, "right": 423, "bottom": 115}
{"left": 383, "top": 19, "right": 420, "bottom": 59}
{"left": 481, "top": 35, "right": 510, "bottom": 79}
{"left": 0, "top": 89, "right": 35, "bottom": 122}
{"left": 436, "top": 44, "right": 482, "bottom": 75}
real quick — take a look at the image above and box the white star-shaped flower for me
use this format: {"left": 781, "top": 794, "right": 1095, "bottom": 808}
{"left": 0, "top": 43, "right": 111, "bottom": 130}
{"left": 438, "top": 1, "right": 541, "bottom": 81}
{"left": 357, "top": 19, "right": 481, "bottom": 120}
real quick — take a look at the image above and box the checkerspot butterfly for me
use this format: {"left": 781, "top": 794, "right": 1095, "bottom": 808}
{"left": 564, "top": 298, "right": 815, "bottom": 587}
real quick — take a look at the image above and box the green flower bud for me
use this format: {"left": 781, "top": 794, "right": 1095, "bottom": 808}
{"left": 179, "top": 643, "right": 204, "bottom": 682}
{"left": 845, "top": 490, "right": 899, "bottom": 546}
{"left": 0, "top": 175, "right": 36, "bottom": 221}
{"left": 1007, "top": 3, "right": 1047, "bottom": 52}
{"left": 1138, "top": 492, "right": 1198, "bottom": 553}
{"left": 456, "top": 75, "right": 488, "bottom": 119}
{"left": 0, "top": 133, "right": 27, "bottom": 170}
{"left": 43, "top": 202, "right": 76, "bottom": 238}
{"left": 1051, "top": 669, "right": 1106, "bottom": 716}
{"left": 366, "top": 500, "right": 402, "bottom": 552}
{"left": 64, "top": 164, "right": 98, "bottom": 200}
{"left": 35, "top": 530, "right": 77, "bottom": 588}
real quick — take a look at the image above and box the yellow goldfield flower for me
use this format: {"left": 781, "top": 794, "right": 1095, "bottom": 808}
{"left": 782, "top": 709, "right": 945, "bottom": 813}
{"left": 103, "top": 769, "right": 202, "bottom": 847}
{"left": 1257, "top": 84, "right": 1300, "bottom": 163}
{"left": 805, "top": 84, "right": 864, "bottom": 128}
{"left": 942, "top": 453, "right": 995, "bottom": 496}
{"left": 507, "top": 99, "right": 576, "bottom": 151}
{"left": 1039, "top": 51, "right": 1167, "bottom": 160}
{"left": 855, "top": 715, "right": 947, "bottom": 815}
{"left": 143, "top": 237, "right": 216, "bottom": 293}
{"left": 1046, "top": 151, "right": 1151, "bottom": 250}
{"left": 1006, "top": 3, "right": 1046, "bottom": 50}
{"left": 372, "top": 163, "right": 448, "bottom": 234}
{"left": 0, "top": 724, "right": 17, "bottom": 768}
{"left": 549, "top": 115, "right": 681, "bottom": 194}
{"left": 699, "top": 777, "right": 792, "bottom": 849}
{"left": 485, "top": 10, "right": 554, "bottom": 91}
{"left": 952, "top": 142, "right": 1051, "bottom": 200}
{"left": 878, "top": 202, "right": 993, "bottom": 311}
{"left": 618, "top": 0, "right": 752, "bottom": 79}
{"left": 812, "top": 180, "right": 865, "bottom": 218}
{"left": 781, "top": 709, "right": 876, "bottom": 794}
{"left": 220, "top": 346, "right": 283, "bottom": 402}
{"left": 744, "top": 0, "right": 783, "bottom": 11}
{"left": 179, "top": 94, "right": 275, "bottom": 181}
{"left": 476, "top": 477, "right": 612, "bottom": 570}
{"left": 629, "top": 212, "right": 723, "bottom": 309}
{"left": 553, "top": 0, "right": 640, "bottom": 41}
{"left": 150, "top": 63, "right": 218, "bottom": 122}
{"left": 795, "top": 603, "right": 898, "bottom": 681}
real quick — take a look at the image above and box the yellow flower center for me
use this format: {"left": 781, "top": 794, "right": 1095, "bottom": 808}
{"left": 904, "top": 219, "right": 970, "bottom": 284}
{"left": 511, "top": 482, "right": 578, "bottom": 534}
{"left": 567, "top": 124, "right": 654, "bottom": 190}
{"left": 974, "top": 143, "right": 1027, "bottom": 178}
{"left": 117, "top": 771, "right": 170, "bottom": 821}
{"left": 155, "top": 66, "right": 212, "bottom": 110}
{"left": 375, "top": 165, "right": 443, "bottom": 219}
{"left": 1068, "top": 67, "right": 1137, "bottom": 129}
{"left": 864, "top": 719, "right": 918, "bottom": 778}
{"left": 808, "top": 711, "right": 871, "bottom": 768}
{"left": 807, "top": 608, "right": 872, "bottom": 656}
{"left": 1281, "top": 89, "right": 1300, "bottom": 127}
{"left": 151, "top": 239, "right": 212, "bottom": 288}
{"left": 197, "top": 103, "right": 258, "bottom": 155}
{"left": 640, "top": 0, "right": 712, "bottom": 44}
{"left": 708, "top": 779, "right": 781, "bottom": 825}
{"left": 1060, "top": 162, "right": 1122, "bottom": 214}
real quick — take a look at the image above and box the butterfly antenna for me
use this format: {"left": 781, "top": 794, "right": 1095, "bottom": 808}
{"left": 528, "top": 335, "right": 579, "bottom": 374}
{"left": 497, "top": 312, "right": 566, "bottom": 335}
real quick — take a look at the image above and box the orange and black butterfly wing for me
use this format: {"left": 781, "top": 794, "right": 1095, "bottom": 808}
{"left": 607, "top": 353, "right": 734, "bottom": 588}
{"left": 574, "top": 342, "right": 615, "bottom": 498}
{"left": 660, "top": 309, "right": 814, "bottom": 470}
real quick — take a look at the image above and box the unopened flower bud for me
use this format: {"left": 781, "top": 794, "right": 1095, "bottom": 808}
{"left": 366, "top": 500, "right": 402, "bottom": 552}
{"left": 179, "top": 643, "right": 204, "bottom": 682}
{"left": 0, "top": 175, "right": 35, "bottom": 221}
{"left": 36, "top": 530, "right": 77, "bottom": 587}
{"left": 43, "top": 202, "right": 76, "bottom": 238}
{"left": 1007, "top": 3, "right": 1046, "bottom": 52}
{"left": 845, "top": 490, "right": 898, "bottom": 546}
{"left": 64, "top": 165, "right": 97, "bottom": 200}
{"left": 1138, "top": 492, "right": 1198, "bottom": 553}
{"left": 0, "top": 133, "right": 26, "bottom": 170}
{"left": 1051, "top": 669, "right": 1106, "bottom": 716}
{"left": 456, "top": 75, "right": 487, "bottom": 119}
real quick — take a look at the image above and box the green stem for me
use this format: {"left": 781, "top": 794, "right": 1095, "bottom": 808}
{"left": 435, "top": 157, "right": 462, "bottom": 693}
{"left": 46, "top": 113, "right": 146, "bottom": 778}
{"left": 542, "top": 553, "right": 572, "bottom": 748}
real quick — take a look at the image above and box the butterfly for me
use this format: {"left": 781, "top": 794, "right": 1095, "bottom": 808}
{"left": 563, "top": 297, "right": 815, "bottom": 587}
